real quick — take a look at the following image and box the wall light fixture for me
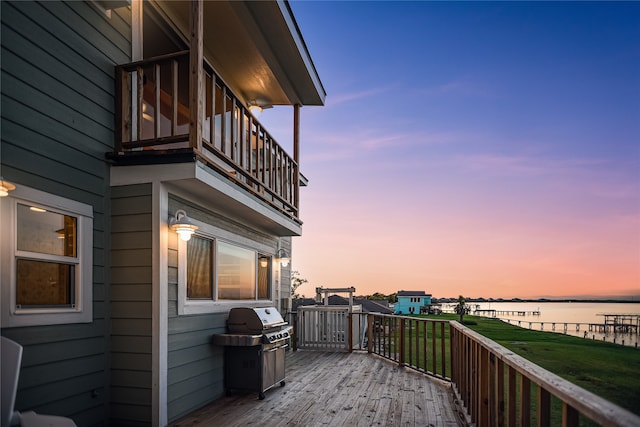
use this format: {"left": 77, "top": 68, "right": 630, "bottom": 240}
{"left": 0, "top": 178, "right": 16, "bottom": 197}
{"left": 275, "top": 248, "right": 290, "bottom": 267}
{"left": 171, "top": 209, "right": 198, "bottom": 241}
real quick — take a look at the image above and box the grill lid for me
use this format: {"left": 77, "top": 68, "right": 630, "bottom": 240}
{"left": 227, "top": 307, "right": 287, "bottom": 334}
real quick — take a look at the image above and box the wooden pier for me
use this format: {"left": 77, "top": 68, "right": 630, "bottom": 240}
{"left": 592, "top": 314, "right": 640, "bottom": 334}
{"left": 500, "top": 313, "right": 640, "bottom": 347}
{"left": 503, "top": 319, "right": 638, "bottom": 334}
{"left": 474, "top": 308, "right": 541, "bottom": 317}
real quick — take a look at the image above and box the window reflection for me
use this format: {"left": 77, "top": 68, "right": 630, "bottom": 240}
{"left": 217, "top": 241, "right": 255, "bottom": 300}
{"left": 17, "top": 204, "right": 76, "bottom": 257}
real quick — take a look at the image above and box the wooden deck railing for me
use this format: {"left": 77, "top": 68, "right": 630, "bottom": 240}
{"left": 292, "top": 311, "right": 640, "bottom": 426}
{"left": 367, "top": 313, "right": 450, "bottom": 380}
{"left": 449, "top": 321, "right": 640, "bottom": 427}
{"left": 114, "top": 51, "right": 299, "bottom": 219}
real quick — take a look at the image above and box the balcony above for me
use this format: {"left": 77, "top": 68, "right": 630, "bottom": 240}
{"left": 109, "top": 1, "right": 325, "bottom": 228}
{"left": 110, "top": 52, "right": 303, "bottom": 228}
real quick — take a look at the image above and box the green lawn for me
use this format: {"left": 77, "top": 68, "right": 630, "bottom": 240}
{"left": 424, "top": 314, "right": 640, "bottom": 416}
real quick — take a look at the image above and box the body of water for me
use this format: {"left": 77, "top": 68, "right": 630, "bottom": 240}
{"left": 445, "top": 301, "right": 640, "bottom": 347}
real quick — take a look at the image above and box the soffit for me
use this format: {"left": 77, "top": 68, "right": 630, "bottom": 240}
{"left": 158, "top": 0, "right": 325, "bottom": 107}
{"left": 110, "top": 162, "right": 303, "bottom": 236}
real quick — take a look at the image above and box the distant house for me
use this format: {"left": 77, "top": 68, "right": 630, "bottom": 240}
{"left": 395, "top": 291, "right": 432, "bottom": 314}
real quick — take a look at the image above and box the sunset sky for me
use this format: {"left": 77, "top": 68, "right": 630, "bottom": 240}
{"left": 262, "top": 1, "right": 640, "bottom": 299}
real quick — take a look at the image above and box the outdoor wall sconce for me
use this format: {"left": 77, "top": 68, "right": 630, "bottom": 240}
{"left": 0, "top": 178, "right": 15, "bottom": 197}
{"left": 275, "top": 248, "right": 290, "bottom": 267}
{"left": 171, "top": 209, "right": 198, "bottom": 242}
{"left": 248, "top": 102, "right": 263, "bottom": 115}
{"left": 259, "top": 256, "right": 269, "bottom": 268}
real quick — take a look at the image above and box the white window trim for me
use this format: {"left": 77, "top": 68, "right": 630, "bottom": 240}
{"left": 1, "top": 185, "right": 93, "bottom": 327}
{"left": 177, "top": 217, "right": 276, "bottom": 315}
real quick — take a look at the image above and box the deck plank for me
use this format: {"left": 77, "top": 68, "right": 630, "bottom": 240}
{"left": 169, "top": 350, "right": 461, "bottom": 427}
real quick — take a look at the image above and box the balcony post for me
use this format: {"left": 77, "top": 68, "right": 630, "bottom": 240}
{"left": 131, "top": 0, "right": 142, "bottom": 61}
{"left": 189, "top": 0, "right": 203, "bottom": 151}
{"left": 293, "top": 104, "right": 300, "bottom": 211}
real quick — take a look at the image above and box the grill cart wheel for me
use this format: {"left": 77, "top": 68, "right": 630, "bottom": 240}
{"left": 259, "top": 392, "right": 265, "bottom": 400}
{"left": 280, "top": 381, "right": 285, "bottom": 387}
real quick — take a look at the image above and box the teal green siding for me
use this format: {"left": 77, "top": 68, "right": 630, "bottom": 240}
{"left": 166, "top": 198, "right": 226, "bottom": 422}
{"left": 165, "top": 197, "right": 281, "bottom": 422}
{"left": 110, "top": 184, "right": 153, "bottom": 426}
{"left": 0, "top": 1, "right": 130, "bottom": 426}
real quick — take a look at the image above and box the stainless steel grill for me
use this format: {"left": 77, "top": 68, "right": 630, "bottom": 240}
{"left": 213, "top": 307, "right": 292, "bottom": 400}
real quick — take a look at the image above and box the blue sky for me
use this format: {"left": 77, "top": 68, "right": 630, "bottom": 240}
{"left": 263, "top": 1, "right": 640, "bottom": 298}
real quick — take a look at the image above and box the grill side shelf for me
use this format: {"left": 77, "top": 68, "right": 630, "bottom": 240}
{"left": 212, "top": 334, "right": 263, "bottom": 346}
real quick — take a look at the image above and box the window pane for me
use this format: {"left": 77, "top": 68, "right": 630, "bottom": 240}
{"left": 258, "top": 255, "right": 270, "bottom": 299}
{"left": 217, "top": 241, "right": 255, "bottom": 300}
{"left": 16, "top": 259, "right": 74, "bottom": 307}
{"left": 187, "top": 235, "right": 213, "bottom": 299}
{"left": 17, "top": 204, "right": 77, "bottom": 257}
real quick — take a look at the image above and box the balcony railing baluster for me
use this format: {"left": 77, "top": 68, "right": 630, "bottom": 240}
{"left": 172, "top": 59, "right": 178, "bottom": 136}
{"left": 136, "top": 65, "right": 144, "bottom": 142}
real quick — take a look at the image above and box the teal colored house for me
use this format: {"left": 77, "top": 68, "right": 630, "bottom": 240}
{"left": 395, "top": 291, "right": 432, "bottom": 315}
{"left": 0, "top": 1, "right": 324, "bottom": 425}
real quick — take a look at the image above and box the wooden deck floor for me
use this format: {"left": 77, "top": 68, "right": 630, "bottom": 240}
{"left": 169, "top": 350, "right": 464, "bottom": 427}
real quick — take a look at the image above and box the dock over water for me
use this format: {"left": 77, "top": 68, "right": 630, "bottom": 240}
{"left": 472, "top": 309, "right": 639, "bottom": 347}
{"left": 498, "top": 313, "right": 640, "bottom": 347}
{"left": 474, "top": 309, "right": 541, "bottom": 317}
{"left": 592, "top": 313, "right": 640, "bottom": 334}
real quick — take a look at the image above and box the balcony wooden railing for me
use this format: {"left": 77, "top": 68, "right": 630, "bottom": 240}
{"left": 114, "top": 51, "right": 299, "bottom": 219}
{"left": 292, "top": 311, "right": 640, "bottom": 426}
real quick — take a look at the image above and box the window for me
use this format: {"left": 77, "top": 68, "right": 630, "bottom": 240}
{"left": 178, "top": 230, "right": 273, "bottom": 315}
{"left": 1, "top": 186, "right": 93, "bottom": 327}
{"left": 187, "top": 235, "right": 213, "bottom": 299}
{"left": 16, "top": 203, "right": 77, "bottom": 307}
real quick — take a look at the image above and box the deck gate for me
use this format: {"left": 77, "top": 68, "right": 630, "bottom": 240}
{"left": 296, "top": 306, "right": 363, "bottom": 351}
